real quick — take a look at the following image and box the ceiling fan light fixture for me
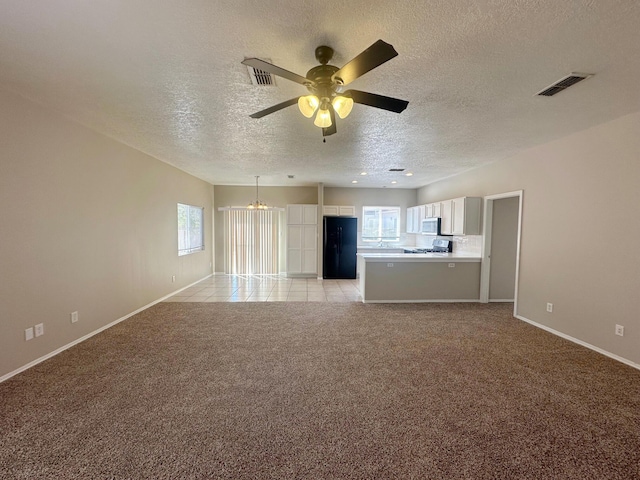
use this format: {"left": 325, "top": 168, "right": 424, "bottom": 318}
{"left": 314, "top": 103, "right": 332, "bottom": 128}
{"left": 298, "top": 95, "right": 319, "bottom": 118}
{"left": 332, "top": 95, "right": 354, "bottom": 119}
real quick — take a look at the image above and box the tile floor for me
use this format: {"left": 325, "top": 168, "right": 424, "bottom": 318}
{"left": 163, "top": 275, "right": 362, "bottom": 303}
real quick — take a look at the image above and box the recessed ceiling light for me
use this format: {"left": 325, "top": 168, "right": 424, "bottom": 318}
{"left": 360, "top": 172, "right": 367, "bottom": 176}
{"left": 351, "top": 180, "right": 358, "bottom": 184}
{"left": 391, "top": 180, "right": 397, "bottom": 184}
{"left": 405, "top": 172, "right": 413, "bottom": 176}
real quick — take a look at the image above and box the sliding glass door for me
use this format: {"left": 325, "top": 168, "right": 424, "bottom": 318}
{"left": 223, "top": 209, "right": 281, "bottom": 274}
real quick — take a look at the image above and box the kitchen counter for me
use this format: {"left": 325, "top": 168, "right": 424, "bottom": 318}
{"left": 358, "top": 252, "right": 481, "bottom": 262}
{"left": 358, "top": 252, "right": 482, "bottom": 303}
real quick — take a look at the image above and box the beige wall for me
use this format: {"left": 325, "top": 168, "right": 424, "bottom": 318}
{"left": 0, "top": 89, "right": 213, "bottom": 379}
{"left": 417, "top": 111, "right": 640, "bottom": 365}
{"left": 489, "top": 197, "right": 519, "bottom": 300}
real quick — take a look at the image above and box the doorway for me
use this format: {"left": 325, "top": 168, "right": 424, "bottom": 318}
{"left": 480, "top": 191, "right": 523, "bottom": 316}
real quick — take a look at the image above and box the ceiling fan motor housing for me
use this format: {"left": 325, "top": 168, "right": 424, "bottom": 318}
{"left": 306, "top": 64, "right": 341, "bottom": 100}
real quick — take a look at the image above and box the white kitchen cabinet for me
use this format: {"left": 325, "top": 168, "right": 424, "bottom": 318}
{"left": 287, "top": 204, "right": 318, "bottom": 276}
{"left": 424, "top": 204, "right": 433, "bottom": 218}
{"left": 406, "top": 206, "right": 420, "bottom": 234}
{"left": 287, "top": 204, "right": 317, "bottom": 225}
{"left": 339, "top": 205, "right": 355, "bottom": 216}
{"left": 323, "top": 205, "right": 355, "bottom": 216}
{"left": 451, "top": 197, "right": 482, "bottom": 235}
{"left": 440, "top": 197, "right": 481, "bottom": 235}
{"left": 424, "top": 203, "right": 441, "bottom": 219}
{"left": 418, "top": 204, "right": 427, "bottom": 221}
{"left": 440, "top": 200, "right": 453, "bottom": 234}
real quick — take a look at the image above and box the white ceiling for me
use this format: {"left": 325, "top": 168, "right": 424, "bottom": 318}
{"left": 1, "top": 1, "right": 639, "bottom": 188}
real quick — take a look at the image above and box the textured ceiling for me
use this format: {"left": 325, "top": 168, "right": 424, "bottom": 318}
{"left": 1, "top": 1, "right": 639, "bottom": 188}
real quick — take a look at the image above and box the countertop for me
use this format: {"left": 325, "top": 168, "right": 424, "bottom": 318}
{"left": 357, "top": 252, "right": 481, "bottom": 262}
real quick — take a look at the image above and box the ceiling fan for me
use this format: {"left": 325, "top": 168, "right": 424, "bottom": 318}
{"left": 242, "top": 39, "right": 409, "bottom": 137}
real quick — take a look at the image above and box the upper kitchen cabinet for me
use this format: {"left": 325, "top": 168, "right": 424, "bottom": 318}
{"left": 406, "top": 206, "right": 420, "bottom": 233}
{"left": 424, "top": 202, "right": 441, "bottom": 218}
{"left": 287, "top": 204, "right": 318, "bottom": 225}
{"left": 424, "top": 203, "right": 433, "bottom": 218}
{"left": 323, "top": 205, "right": 356, "bottom": 217}
{"left": 441, "top": 197, "right": 481, "bottom": 235}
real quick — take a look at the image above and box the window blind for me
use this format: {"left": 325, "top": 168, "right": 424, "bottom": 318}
{"left": 224, "top": 209, "right": 280, "bottom": 274}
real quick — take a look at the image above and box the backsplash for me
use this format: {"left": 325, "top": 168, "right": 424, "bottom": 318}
{"left": 357, "top": 232, "right": 482, "bottom": 254}
{"left": 415, "top": 234, "right": 482, "bottom": 255}
{"left": 358, "top": 232, "right": 414, "bottom": 247}
{"left": 451, "top": 235, "right": 483, "bottom": 255}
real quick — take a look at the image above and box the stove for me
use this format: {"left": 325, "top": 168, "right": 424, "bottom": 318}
{"left": 404, "top": 239, "right": 452, "bottom": 254}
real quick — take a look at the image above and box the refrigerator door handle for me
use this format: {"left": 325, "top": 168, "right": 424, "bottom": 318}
{"left": 337, "top": 226, "right": 342, "bottom": 255}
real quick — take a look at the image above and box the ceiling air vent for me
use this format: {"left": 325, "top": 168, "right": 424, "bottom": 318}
{"left": 388, "top": 168, "right": 405, "bottom": 172}
{"left": 246, "top": 61, "right": 276, "bottom": 87}
{"left": 536, "top": 72, "right": 593, "bottom": 97}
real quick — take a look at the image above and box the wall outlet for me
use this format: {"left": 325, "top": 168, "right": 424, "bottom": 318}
{"left": 386, "top": 263, "right": 394, "bottom": 267}
{"left": 172, "top": 275, "right": 176, "bottom": 282}
{"left": 546, "top": 303, "right": 553, "bottom": 313}
{"left": 71, "top": 311, "right": 79, "bottom": 323}
{"left": 25, "top": 327, "right": 34, "bottom": 341}
{"left": 34, "top": 323, "right": 44, "bottom": 337}
{"left": 615, "top": 324, "right": 624, "bottom": 336}
{"left": 448, "top": 263, "right": 455, "bottom": 268}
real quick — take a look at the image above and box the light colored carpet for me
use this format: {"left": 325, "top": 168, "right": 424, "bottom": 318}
{"left": 1, "top": 302, "right": 639, "bottom": 479}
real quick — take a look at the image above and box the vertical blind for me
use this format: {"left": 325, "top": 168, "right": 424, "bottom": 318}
{"left": 224, "top": 209, "right": 280, "bottom": 274}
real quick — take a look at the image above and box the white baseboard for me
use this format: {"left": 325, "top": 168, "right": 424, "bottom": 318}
{"left": 515, "top": 314, "right": 640, "bottom": 371}
{"left": 0, "top": 274, "right": 213, "bottom": 384}
{"left": 363, "top": 299, "right": 480, "bottom": 304}
{"left": 490, "top": 299, "right": 514, "bottom": 302}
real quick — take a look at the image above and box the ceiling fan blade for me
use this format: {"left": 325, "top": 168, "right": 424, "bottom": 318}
{"left": 346, "top": 90, "right": 409, "bottom": 113}
{"left": 249, "top": 97, "right": 300, "bottom": 118}
{"left": 323, "top": 106, "right": 337, "bottom": 137}
{"left": 332, "top": 40, "right": 398, "bottom": 86}
{"left": 242, "top": 58, "right": 313, "bottom": 86}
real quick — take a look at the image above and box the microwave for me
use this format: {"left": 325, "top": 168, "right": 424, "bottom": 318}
{"left": 421, "top": 217, "right": 442, "bottom": 235}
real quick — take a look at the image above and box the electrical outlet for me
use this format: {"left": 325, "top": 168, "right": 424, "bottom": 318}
{"left": 615, "top": 324, "right": 624, "bottom": 336}
{"left": 546, "top": 303, "right": 553, "bottom": 313}
{"left": 25, "top": 327, "right": 34, "bottom": 341}
{"left": 34, "top": 323, "right": 44, "bottom": 337}
{"left": 71, "top": 311, "right": 79, "bottom": 323}
{"left": 386, "top": 263, "right": 394, "bottom": 267}
{"left": 448, "top": 263, "right": 455, "bottom": 268}
{"left": 172, "top": 275, "right": 176, "bottom": 282}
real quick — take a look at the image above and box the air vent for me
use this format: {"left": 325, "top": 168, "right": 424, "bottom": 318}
{"left": 246, "top": 63, "right": 276, "bottom": 87}
{"left": 388, "top": 168, "right": 405, "bottom": 172}
{"left": 536, "top": 72, "right": 593, "bottom": 97}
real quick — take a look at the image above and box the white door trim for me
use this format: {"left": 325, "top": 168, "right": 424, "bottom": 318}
{"left": 480, "top": 190, "right": 523, "bottom": 318}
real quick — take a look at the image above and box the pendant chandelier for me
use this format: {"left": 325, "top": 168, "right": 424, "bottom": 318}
{"left": 247, "top": 176, "right": 267, "bottom": 209}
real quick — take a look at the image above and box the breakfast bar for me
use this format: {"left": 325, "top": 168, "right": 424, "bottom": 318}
{"left": 358, "top": 252, "right": 482, "bottom": 303}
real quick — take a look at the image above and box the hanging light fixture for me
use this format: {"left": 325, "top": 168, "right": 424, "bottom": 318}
{"left": 247, "top": 176, "right": 268, "bottom": 210}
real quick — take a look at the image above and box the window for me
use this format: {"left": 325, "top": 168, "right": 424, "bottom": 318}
{"left": 178, "top": 203, "right": 204, "bottom": 255}
{"left": 362, "top": 206, "right": 401, "bottom": 242}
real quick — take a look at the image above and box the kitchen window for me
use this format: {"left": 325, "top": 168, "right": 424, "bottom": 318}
{"left": 177, "top": 203, "right": 204, "bottom": 255}
{"left": 362, "top": 206, "right": 401, "bottom": 242}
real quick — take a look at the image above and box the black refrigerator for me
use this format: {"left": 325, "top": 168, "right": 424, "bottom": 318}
{"left": 323, "top": 216, "right": 357, "bottom": 279}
